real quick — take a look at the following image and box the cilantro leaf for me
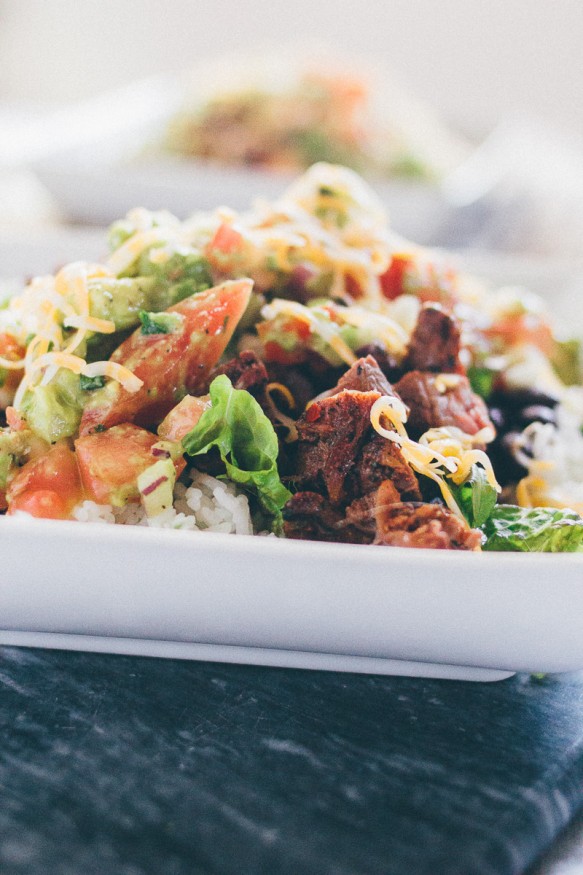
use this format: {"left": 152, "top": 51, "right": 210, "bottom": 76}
{"left": 181, "top": 375, "right": 291, "bottom": 531}
{"left": 138, "top": 310, "right": 184, "bottom": 335}
{"left": 467, "top": 366, "right": 495, "bottom": 400}
{"left": 481, "top": 505, "right": 583, "bottom": 552}
{"left": 80, "top": 374, "right": 106, "bottom": 391}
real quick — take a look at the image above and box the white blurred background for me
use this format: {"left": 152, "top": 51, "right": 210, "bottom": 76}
{"left": 2, "top": 0, "right": 583, "bottom": 262}
{"left": 1, "top": 0, "right": 582, "bottom": 141}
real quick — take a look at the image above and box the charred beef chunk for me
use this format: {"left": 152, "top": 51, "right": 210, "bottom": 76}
{"left": 354, "top": 344, "right": 402, "bottom": 384}
{"left": 283, "top": 491, "right": 375, "bottom": 544}
{"left": 211, "top": 350, "right": 268, "bottom": 396}
{"left": 265, "top": 363, "right": 316, "bottom": 414}
{"left": 283, "top": 492, "right": 346, "bottom": 542}
{"left": 294, "top": 389, "right": 381, "bottom": 505}
{"left": 354, "top": 435, "right": 420, "bottom": 501}
{"left": 395, "top": 371, "right": 493, "bottom": 439}
{"left": 331, "top": 354, "right": 395, "bottom": 396}
{"left": 375, "top": 498, "right": 482, "bottom": 550}
{"left": 284, "top": 357, "right": 422, "bottom": 541}
{"left": 404, "top": 304, "right": 462, "bottom": 373}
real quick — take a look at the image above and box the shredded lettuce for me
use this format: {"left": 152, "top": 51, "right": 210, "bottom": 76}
{"left": 481, "top": 505, "right": 583, "bottom": 552}
{"left": 182, "top": 375, "right": 291, "bottom": 531}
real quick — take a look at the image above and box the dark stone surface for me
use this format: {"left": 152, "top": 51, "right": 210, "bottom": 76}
{"left": 0, "top": 647, "right": 582, "bottom": 875}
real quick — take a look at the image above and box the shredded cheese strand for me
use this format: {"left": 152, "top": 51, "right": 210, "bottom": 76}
{"left": 370, "top": 396, "right": 501, "bottom": 521}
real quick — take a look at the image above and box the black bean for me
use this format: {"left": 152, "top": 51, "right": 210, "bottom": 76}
{"left": 490, "top": 387, "right": 559, "bottom": 413}
{"left": 518, "top": 405, "right": 557, "bottom": 427}
{"left": 501, "top": 430, "right": 526, "bottom": 456}
{"left": 488, "top": 407, "right": 505, "bottom": 430}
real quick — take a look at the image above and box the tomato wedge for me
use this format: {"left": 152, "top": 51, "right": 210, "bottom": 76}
{"left": 157, "top": 395, "right": 211, "bottom": 442}
{"left": 79, "top": 279, "right": 252, "bottom": 435}
{"left": 75, "top": 423, "right": 185, "bottom": 506}
{"left": 7, "top": 442, "right": 83, "bottom": 520}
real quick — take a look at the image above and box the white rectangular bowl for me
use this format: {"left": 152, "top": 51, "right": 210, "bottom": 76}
{"left": 1, "top": 517, "right": 582, "bottom": 681}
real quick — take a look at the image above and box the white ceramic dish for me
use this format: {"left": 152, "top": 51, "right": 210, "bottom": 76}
{"left": 1, "top": 233, "right": 582, "bottom": 680}
{"left": 1, "top": 516, "right": 582, "bottom": 681}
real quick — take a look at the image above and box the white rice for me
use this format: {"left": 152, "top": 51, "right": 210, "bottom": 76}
{"left": 71, "top": 470, "right": 255, "bottom": 535}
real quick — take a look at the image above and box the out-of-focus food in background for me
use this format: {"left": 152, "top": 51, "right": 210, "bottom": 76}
{"left": 162, "top": 54, "right": 468, "bottom": 183}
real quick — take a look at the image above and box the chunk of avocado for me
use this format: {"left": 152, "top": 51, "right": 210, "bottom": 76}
{"left": 138, "top": 249, "right": 214, "bottom": 305}
{"left": 20, "top": 368, "right": 85, "bottom": 443}
{"left": 88, "top": 277, "right": 158, "bottom": 332}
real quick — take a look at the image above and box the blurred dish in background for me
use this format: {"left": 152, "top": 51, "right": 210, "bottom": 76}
{"left": 160, "top": 48, "right": 468, "bottom": 182}
{"left": 26, "top": 47, "right": 468, "bottom": 241}
{"left": 12, "top": 47, "right": 583, "bottom": 261}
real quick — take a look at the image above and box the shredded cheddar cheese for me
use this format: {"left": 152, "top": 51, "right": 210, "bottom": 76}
{"left": 370, "top": 395, "right": 500, "bottom": 520}
{"left": 265, "top": 382, "right": 299, "bottom": 443}
{"left": 4, "top": 259, "right": 143, "bottom": 412}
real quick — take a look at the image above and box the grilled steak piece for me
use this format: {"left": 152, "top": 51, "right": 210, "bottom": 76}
{"left": 404, "top": 304, "right": 462, "bottom": 373}
{"left": 283, "top": 491, "right": 375, "bottom": 544}
{"left": 294, "top": 389, "right": 381, "bottom": 505}
{"left": 375, "top": 496, "right": 482, "bottom": 550}
{"left": 354, "top": 344, "right": 402, "bottom": 384}
{"left": 285, "top": 357, "right": 422, "bottom": 541}
{"left": 395, "top": 370, "right": 493, "bottom": 438}
{"left": 331, "top": 354, "right": 395, "bottom": 396}
{"left": 211, "top": 349, "right": 268, "bottom": 395}
{"left": 354, "top": 434, "right": 420, "bottom": 501}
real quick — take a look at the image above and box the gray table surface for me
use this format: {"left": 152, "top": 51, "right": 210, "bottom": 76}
{"left": 1, "top": 648, "right": 583, "bottom": 875}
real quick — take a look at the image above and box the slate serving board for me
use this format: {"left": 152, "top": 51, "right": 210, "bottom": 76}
{"left": 0, "top": 647, "right": 582, "bottom": 875}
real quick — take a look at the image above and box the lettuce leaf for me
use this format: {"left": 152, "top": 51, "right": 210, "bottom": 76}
{"left": 449, "top": 464, "right": 498, "bottom": 528}
{"left": 181, "top": 375, "right": 291, "bottom": 531}
{"left": 481, "top": 505, "right": 583, "bottom": 552}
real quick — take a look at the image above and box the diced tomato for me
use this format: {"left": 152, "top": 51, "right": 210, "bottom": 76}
{"left": 158, "top": 395, "right": 211, "bottom": 442}
{"left": 7, "top": 442, "right": 83, "bottom": 520}
{"left": 486, "top": 313, "right": 554, "bottom": 356}
{"left": 0, "top": 333, "right": 25, "bottom": 368}
{"left": 344, "top": 273, "right": 363, "bottom": 299}
{"left": 75, "top": 423, "right": 185, "bottom": 506}
{"left": 380, "top": 253, "right": 458, "bottom": 305}
{"left": 10, "top": 490, "right": 68, "bottom": 520}
{"left": 5, "top": 406, "right": 27, "bottom": 431}
{"left": 261, "top": 341, "right": 303, "bottom": 366}
{"left": 205, "top": 222, "right": 246, "bottom": 275}
{"left": 257, "top": 315, "right": 312, "bottom": 365}
{"left": 79, "top": 279, "right": 252, "bottom": 434}
{"left": 207, "top": 222, "right": 245, "bottom": 256}
{"left": 379, "top": 253, "right": 412, "bottom": 300}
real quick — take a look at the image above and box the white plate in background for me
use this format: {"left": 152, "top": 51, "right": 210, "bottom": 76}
{"left": 34, "top": 150, "right": 446, "bottom": 244}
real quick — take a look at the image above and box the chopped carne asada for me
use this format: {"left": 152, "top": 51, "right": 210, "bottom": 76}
{"left": 395, "top": 371, "right": 493, "bottom": 439}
